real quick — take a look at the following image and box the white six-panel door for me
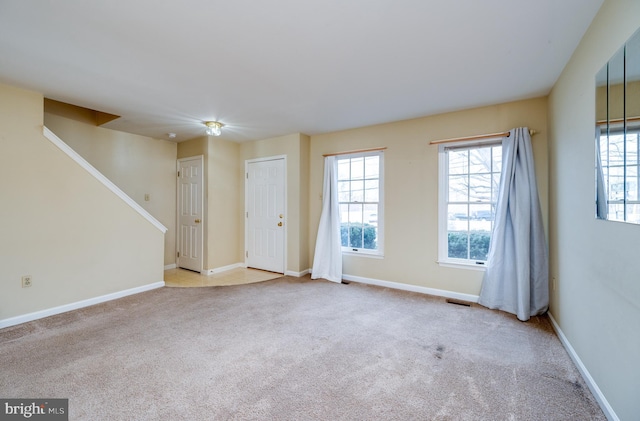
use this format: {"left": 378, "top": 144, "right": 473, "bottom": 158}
{"left": 177, "top": 156, "right": 203, "bottom": 272}
{"left": 247, "top": 158, "right": 285, "bottom": 273}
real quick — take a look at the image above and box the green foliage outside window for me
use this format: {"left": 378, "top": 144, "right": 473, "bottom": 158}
{"left": 341, "top": 223, "right": 377, "bottom": 250}
{"left": 448, "top": 231, "right": 491, "bottom": 261}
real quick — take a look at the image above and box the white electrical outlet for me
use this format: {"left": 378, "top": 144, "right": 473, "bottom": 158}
{"left": 21, "top": 275, "right": 32, "bottom": 288}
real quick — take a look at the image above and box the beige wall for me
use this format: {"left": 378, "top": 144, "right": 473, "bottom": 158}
{"left": 0, "top": 83, "right": 165, "bottom": 321}
{"left": 309, "top": 97, "right": 548, "bottom": 295}
{"left": 178, "top": 136, "right": 242, "bottom": 271}
{"left": 548, "top": 0, "right": 640, "bottom": 419}
{"left": 208, "top": 137, "right": 242, "bottom": 269}
{"left": 240, "top": 133, "right": 310, "bottom": 274}
{"left": 298, "top": 134, "right": 311, "bottom": 272}
{"left": 177, "top": 136, "right": 207, "bottom": 160}
{"left": 44, "top": 112, "right": 177, "bottom": 266}
{"left": 596, "top": 80, "right": 640, "bottom": 122}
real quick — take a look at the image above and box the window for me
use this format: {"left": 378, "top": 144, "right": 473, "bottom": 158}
{"left": 438, "top": 141, "right": 502, "bottom": 267}
{"left": 337, "top": 151, "right": 384, "bottom": 256}
{"left": 598, "top": 126, "right": 640, "bottom": 223}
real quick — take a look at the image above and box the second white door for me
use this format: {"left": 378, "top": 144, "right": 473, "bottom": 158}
{"left": 177, "top": 156, "right": 203, "bottom": 272}
{"left": 247, "top": 158, "right": 285, "bottom": 273}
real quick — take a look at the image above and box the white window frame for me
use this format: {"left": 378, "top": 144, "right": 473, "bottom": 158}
{"left": 437, "top": 138, "right": 502, "bottom": 270}
{"left": 337, "top": 151, "right": 384, "bottom": 258}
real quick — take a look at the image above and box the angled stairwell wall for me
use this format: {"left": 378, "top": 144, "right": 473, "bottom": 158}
{"left": 0, "top": 83, "right": 166, "bottom": 327}
{"left": 43, "top": 104, "right": 177, "bottom": 267}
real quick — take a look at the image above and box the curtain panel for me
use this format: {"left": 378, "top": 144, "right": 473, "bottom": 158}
{"left": 478, "top": 127, "right": 549, "bottom": 321}
{"left": 311, "top": 156, "right": 343, "bottom": 283}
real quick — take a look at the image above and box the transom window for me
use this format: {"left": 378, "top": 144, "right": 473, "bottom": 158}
{"left": 438, "top": 141, "right": 502, "bottom": 267}
{"left": 337, "top": 151, "right": 384, "bottom": 256}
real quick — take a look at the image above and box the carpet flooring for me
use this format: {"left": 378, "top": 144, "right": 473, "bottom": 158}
{"left": 0, "top": 276, "right": 605, "bottom": 420}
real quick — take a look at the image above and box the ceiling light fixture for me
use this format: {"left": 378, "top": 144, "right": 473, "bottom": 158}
{"left": 205, "top": 121, "right": 223, "bottom": 136}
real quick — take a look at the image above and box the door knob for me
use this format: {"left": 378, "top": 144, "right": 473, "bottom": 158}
{"left": 195, "top": 219, "right": 201, "bottom": 223}
{"left": 278, "top": 222, "right": 283, "bottom": 227}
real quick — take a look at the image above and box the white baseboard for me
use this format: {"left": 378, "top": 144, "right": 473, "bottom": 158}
{"left": 204, "top": 262, "right": 246, "bottom": 276}
{"left": 0, "top": 281, "right": 165, "bottom": 330}
{"left": 205, "top": 264, "right": 307, "bottom": 278}
{"left": 342, "top": 274, "right": 480, "bottom": 303}
{"left": 164, "top": 263, "right": 177, "bottom": 270}
{"left": 286, "top": 268, "right": 310, "bottom": 277}
{"left": 548, "top": 312, "right": 618, "bottom": 421}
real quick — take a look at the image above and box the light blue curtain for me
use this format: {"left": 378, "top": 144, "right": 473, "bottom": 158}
{"left": 478, "top": 128, "right": 548, "bottom": 321}
{"left": 311, "top": 156, "right": 343, "bottom": 283}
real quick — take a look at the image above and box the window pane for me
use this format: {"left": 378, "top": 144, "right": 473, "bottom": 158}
{"left": 492, "top": 146, "right": 502, "bottom": 173}
{"left": 351, "top": 157, "right": 364, "bottom": 180}
{"left": 348, "top": 204, "right": 363, "bottom": 248}
{"left": 448, "top": 231, "right": 468, "bottom": 259}
{"left": 364, "top": 156, "right": 379, "bottom": 178}
{"left": 339, "top": 203, "right": 349, "bottom": 225}
{"left": 609, "top": 203, "right": 624, "bottom": 221}
{"left": 347, "top": 225, "right": 362, "bottom": 248}
{"left": 338, "top": 181, "right": 350, "bottom": 202}
{"left": 609, "top": 165, "right": 625, "bottom": 177}
{"left": 626, "top": 135, "right": 638, "bottom": 165}
{"left": 600, "top": 137, "right": 609, "bottom": 167}
{"left": 362, "top": 203, "right": 377, "bottom": 250}
{"left": 469, "top": 173, "right": 491, "bottom": 202}
{"left": 448, "top": 175, "right": 468, "bottom": 202}
{"left": 350, "top": 180, "right": 364, "bottom": 202}
{"left": 447, "top": 204, "right": 468, "bottom": 231}
{"left": 626, "top": 166, "right": 638, "bottom": 201}
{"left": 469, "top": 204, "right": 493, "bottom": 232}
{"left": 469, "top": 147, "right": 492, "bottom": 174}
{"left": 339, "top": 203, "right": 349, "bottom": 247}
{"left": 626, "top": 204, "right": 640, "bottom": 223}
{"left": 364, "top": 179, "right": 379, "bottom": 202}
{"left": 364, "top": 204, "right": 378, "bottom": 226}
{"left": 469, "top": 232, "right": 490, "bottom": 261}
{"left": 448, "top": 150, "right": 468, "bottom": 175}
{"left": 338, "top": 159, "right": 350, "bottom": 180}
{"left": 348, "top": 203, "right": 363, "bottom": 224}
{"left": 470, "top": 204, "right": 493, "bottom": 222}
{"left": 609, "top": 135, "right": 625, "bottom": 166}
{"left": 609, "top": 170, "right": 625, "bottom": 200}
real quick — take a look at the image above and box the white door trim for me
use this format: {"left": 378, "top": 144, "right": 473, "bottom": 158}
{"left": 245, "top": 155, "right": 287, "bottom": 274}
{"left": 176, "top": 155, "right": 204, "bottom": 273}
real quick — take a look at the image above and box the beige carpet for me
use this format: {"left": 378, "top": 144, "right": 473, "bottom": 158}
{"left": 0, "top": 276, "right": 604, "bottom": 420}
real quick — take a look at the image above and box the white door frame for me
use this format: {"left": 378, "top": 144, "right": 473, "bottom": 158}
{"left": 245, "top": 155, "right": 287, "bottom": 274}
{"left": 176, "top": 155, "right": 204, "bottom": 272}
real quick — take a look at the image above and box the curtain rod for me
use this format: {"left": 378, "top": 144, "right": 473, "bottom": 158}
{"left": 322, "top": 146, "right": 387, "bottom": 157}
{"left": 596, "top": 116, "right": 640, "bottom": 125}
{"left": 429, "top": 129, "right": 537, "bottom": 145}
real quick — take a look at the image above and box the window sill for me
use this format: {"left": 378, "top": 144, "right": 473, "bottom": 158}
{"left": 343, "top": 251, "right": 384, "bottom": 259}
{"left": 437, "top": 260, "right": 486, "bottom": 271}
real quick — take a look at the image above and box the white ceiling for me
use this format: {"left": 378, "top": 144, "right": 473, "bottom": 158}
{"left": 0, "top": 0, "right": 604, "bottom": 142}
